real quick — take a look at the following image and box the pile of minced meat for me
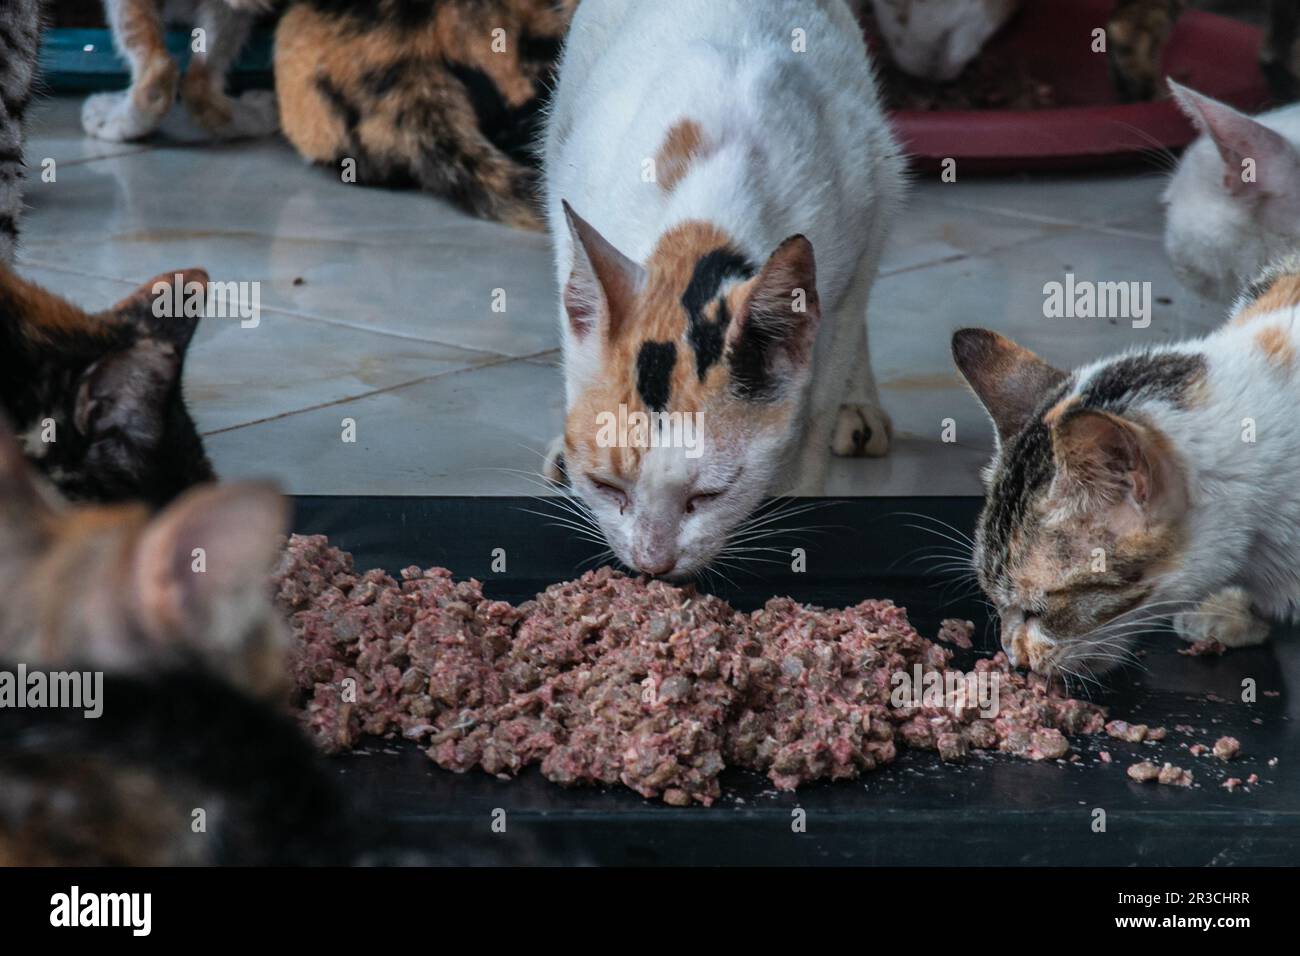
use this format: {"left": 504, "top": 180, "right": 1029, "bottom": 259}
{"left": 275, "top": 535, "right": 1117, "bottom": 806}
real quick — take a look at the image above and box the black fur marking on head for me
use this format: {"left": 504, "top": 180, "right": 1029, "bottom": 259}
{"left": 682, "top": 248, "right": 755, "bottom": 381}
{"left": 1076, "top": 352, "right": 1206, "bottom": 413}
{"left": 636, "top": 341, "right": 677, "bottom": 412}
{"left": 978, "top": 378, "right": 1073, "bottom": 587}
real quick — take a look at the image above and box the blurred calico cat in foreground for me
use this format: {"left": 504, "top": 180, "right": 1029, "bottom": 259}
{"left": 0, "top": 418, "right": 349, "bottom": 864}
{"left": 543, "top": 0, "right": 904, "bottom": 578}
{"left": 953, "top": 256, "right": 1300, "bottom": 678}
{"left": 1163, "top": 80, "right": 1300, "bottom": 303}
{"left": 83, "top": 0, "right": 277, "bottom": 141}
{"left": 0, "top": 264, "right": 214, "bottom": 506}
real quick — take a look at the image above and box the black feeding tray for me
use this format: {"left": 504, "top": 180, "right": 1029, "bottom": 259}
{"left": 293, "top": 496, "right": 1299, "bottom": 866}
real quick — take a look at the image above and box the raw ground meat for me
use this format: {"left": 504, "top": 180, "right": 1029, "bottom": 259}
{"left": 937, "top": 618, "right": 974, "bottom": 649}
{"left": 1213, "top": 736, "right": 1241, "bottom": 761}
{"left": 1179, "top": 639, "right": 1227, "bottom": 657}
{"left": 274, "top": 535, "right": 1112, "bottom": 805}
{"left": 1127, "top": 761, "right": 1193, "bottom": 787}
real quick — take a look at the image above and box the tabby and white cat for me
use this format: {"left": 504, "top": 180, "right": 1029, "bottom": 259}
{"left": 82, "top": 0, "right": 277, "bottom": 141}
{"left": 1162, "top": 80, "right": 1300, "bottom": 303}
{"left": 0, "top": 418, "right": 352, "bottom": 864}
{"left": 868, "top": 0, "right": 1021, "bottom": 81}
{"left": 0, "top": 0, "right": 42, "bottom": 264}
{"left": 0, "top": 264, "right": 215, "bottom": 505}
{"left": 275, "top": 0, "right": 578, "bottom": 229}
{"left": 953, "top": 259, "right": 1300, "bottom": 677}
{"left": 543, "top": 0, "right": 903, "bottom": 577}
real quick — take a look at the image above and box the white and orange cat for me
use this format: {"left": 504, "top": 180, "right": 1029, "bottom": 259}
{"left": 543, "top": 0, "right": 904, "bottom": 578}
{"left": 953, "top": 258, "right": 1300, "bottom": 678}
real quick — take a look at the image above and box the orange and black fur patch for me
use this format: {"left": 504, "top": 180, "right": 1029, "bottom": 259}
{"left": 275, "top": 0, "right": 579, "bottom": 229}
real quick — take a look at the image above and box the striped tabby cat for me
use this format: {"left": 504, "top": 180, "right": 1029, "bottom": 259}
{"left": 0, "top": 0, "right": 42, "bottom": 264}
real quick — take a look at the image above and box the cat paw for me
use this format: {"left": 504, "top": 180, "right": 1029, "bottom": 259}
{"left": 542, "top": 436, "right": 568, "bottom": 487}
{"left": 185, "top": 88, "right": 279, "bottom": 140}
{"left": 1173, "top": 587, "right": 1270, "bottom": 648}
{"left": 830, "top": 403, "right": 891, "bottom": 458}
{"left": 81, "top": 90, "right": 165, "bottom": 142}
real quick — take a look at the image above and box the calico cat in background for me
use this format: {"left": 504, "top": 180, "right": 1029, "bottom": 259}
{"left": 275, "top": 0, "right": 579, "bottom": 229}
{"left": 0, "top": 420, "right": 351, "bottom": 864}
{"left": 543, "top": 0, "right": 903, "bottom": 577}
{"left": 0, "top": 264, "right": 214, "bottom": 505}
{"left": 952, "top": 257, "right": 1300, "bottom": 678}
{"left": 1162, "top": 80, "right": 1300, "bottom": 303}
{"left": 868, "top": 0, "right": 1022, "bottom": 81}
{"left": 0, "top": 0, "right": 43, "bottom": 264}
{"left": 83, "top": 0, "right": 277, "bottom": 141}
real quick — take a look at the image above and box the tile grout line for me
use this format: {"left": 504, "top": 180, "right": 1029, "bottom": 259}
{"left": 200, "top": 347, "right": 560, "bottom": 437}
{"left": 15, "top": 255, "right": 552, "bottom": 360}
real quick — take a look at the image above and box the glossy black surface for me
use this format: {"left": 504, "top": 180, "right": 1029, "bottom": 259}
{"left": 293, "top": 496, "right": 1298, "bottom": 865}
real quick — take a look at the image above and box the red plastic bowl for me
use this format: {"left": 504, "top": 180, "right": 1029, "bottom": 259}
{"left": 888, "top": 0, "right": 1273, "bottom": 173}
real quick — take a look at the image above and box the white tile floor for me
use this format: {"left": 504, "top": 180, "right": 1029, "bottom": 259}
{"left": 19, "top": 96, "right": 1229, "bottom": 495}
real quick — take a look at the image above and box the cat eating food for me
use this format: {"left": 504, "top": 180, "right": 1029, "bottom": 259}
{"left": 1163, "top": 80, "right": 1300, "bottom": 304}
{"left": 950, "top": 255, "right": 1300, "bottom": 677}
{"left": 543, "top": 0, "right": 904, "bottom": 578}
{"left": 0, "top": 265, "right": 215, "bottom": 505}
{"left": 82, "top": 0, "right": 277, "bottom": 141}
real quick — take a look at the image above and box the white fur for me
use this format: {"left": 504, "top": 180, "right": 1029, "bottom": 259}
{"left": 1163, "top": 81, "right": 1300, "bottom": 303}
{"left": 869, "top": 0, "right": 1020, "bottom": 81}
{"left": 544, "top": 0, "right": 904, "bottom": 576}
{"left": 1060, "top": 301, "right": 1300, "bottom": 635}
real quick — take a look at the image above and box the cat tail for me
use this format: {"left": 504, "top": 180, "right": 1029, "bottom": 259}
{"left": 0, "top": 0, "right": 43, "bottom": 264}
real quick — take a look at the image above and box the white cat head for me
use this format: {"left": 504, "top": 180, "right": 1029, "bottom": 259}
{"left": 869, "top": 0, "right": 1021, "bottom": 81}
{"left": 1163, "top": 80, "right": 1300, "bottom": 303}
{"left": 557, "top": 203, "right": 820, "bottom": 579}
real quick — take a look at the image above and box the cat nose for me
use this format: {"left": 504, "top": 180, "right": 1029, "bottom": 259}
{"left": 636, "top": 556, "right": 676, "bottom": 576}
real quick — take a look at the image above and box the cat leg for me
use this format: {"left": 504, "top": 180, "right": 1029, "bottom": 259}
{"left": 83, "top": 0, "right": 178, "bottom": 141}
{"left": 180, "top": 0, "right": 277, "bottom": 139}
{"left": 1172, "top": 586, "right": 1271, "bottom": 648}
{"left": 829, "top": 312, "right": 892, "bottom": 458}
{"left": 820, "top": 258, "right": 891, "bottom": 458}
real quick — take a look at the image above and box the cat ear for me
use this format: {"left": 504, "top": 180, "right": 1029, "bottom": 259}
{"left": 1050, "top": 408, "right": 1161, "bottom": 506}
{"left": 105, "top": 268, "right": 208, "bottom": 349}
{"left": 1169, "top": 80, "right": 1300, "bottom": 199}
{"left": 132, "top": 481, "right": 287, "bottom": 643}
{"left": 74, "top": 271, "right": 209, "bottom": 473}
{"left": 561, "top": 201, "right": 646, "bottom": 341}
{"left": 725, "top": 235, "right": 821, "bottom": 395}
{"left": 952, "top": 328, "right": 1067, "bottom": 442}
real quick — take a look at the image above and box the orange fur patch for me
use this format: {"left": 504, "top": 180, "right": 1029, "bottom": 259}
{"left": 656, "top": 119, "right": 707, "bottom": 192}
{"left": 1233, "top": 273, "right": 1300, "bottom": 325}
{"left": 1254, "top": 325, "right": 1295, "bottom": 369}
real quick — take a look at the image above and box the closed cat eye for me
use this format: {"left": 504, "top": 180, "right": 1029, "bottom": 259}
{"left": 685, "top": 491, "right": 723, "bottom": 514}
{"left": 585, "top": 475, "right": 629, "bottom": 511}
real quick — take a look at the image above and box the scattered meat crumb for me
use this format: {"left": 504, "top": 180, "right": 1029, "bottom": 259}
{"left": 1127, "top": 761, "right": 1160, "bottom": 782}
{"left": 1179, "top": 639, "right": 1226, "bottom": 657}
{"left": 1157, "top": 763, "right": 1194, "bottom": 787}
{"left": 1106, "top": 720, "right": 1148, "bottom": 743}
{"left": 1212, "top": 736, "right": 1240, "bottom": 761}
{"left": 937, "top": 618, "right": 974, "bottom": 649}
